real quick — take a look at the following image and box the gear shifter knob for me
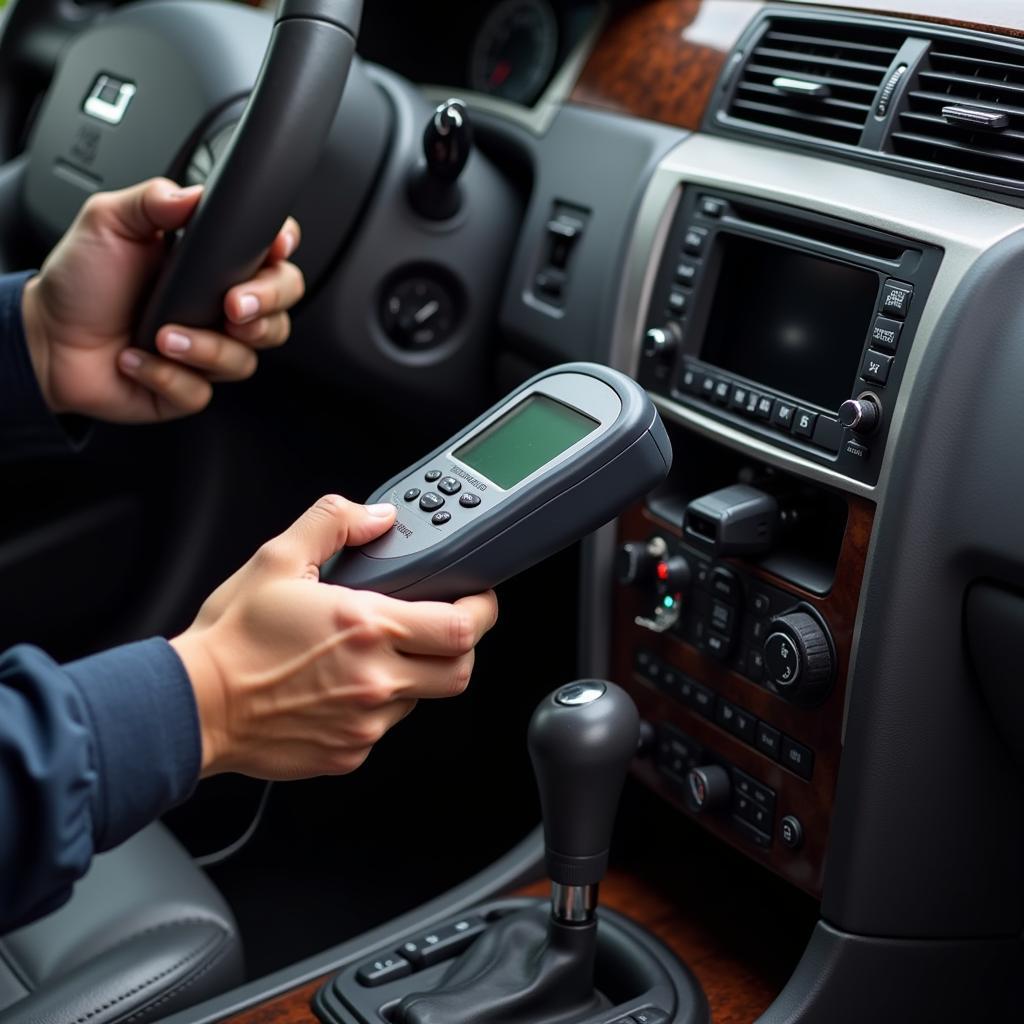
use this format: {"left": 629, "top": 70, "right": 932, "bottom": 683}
{"left": 528, "top": 681, "right": 639, "bottom": 918}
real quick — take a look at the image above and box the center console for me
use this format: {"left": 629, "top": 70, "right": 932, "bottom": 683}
{"left": 601, "top": 186, "right": 944, "bottom": 897}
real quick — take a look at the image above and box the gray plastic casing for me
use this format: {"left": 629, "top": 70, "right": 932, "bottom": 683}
{"left": 326, "top": 363, "right": 671, "bottom": 601}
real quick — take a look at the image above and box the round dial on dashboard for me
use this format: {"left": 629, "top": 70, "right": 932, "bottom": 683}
{"left": 763, "top": 610, "right": 835, "bottom": 705}
{"left": 468, "top": 0, "right": 559, "bottom": 106}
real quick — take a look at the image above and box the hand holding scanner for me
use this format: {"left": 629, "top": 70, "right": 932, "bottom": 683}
{"left": 325, "top": 363, "right": 671, "bottom": 601}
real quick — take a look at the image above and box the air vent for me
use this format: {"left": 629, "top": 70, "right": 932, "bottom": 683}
{"left": 890, "top": 41, "right": 1024, "bottom": 185}
{"left": 727, "top": 19, "right": 903, "bottom": 145}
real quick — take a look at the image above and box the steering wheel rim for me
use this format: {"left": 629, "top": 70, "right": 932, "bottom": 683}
{"left": 133, "top": 0, "right": 364, "bottom": 350}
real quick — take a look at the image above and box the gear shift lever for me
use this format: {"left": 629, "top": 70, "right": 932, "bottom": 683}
{"left": 529, "top": 680, "right": 641, "bottom": 924}
{"left": 396, "top": 682, "right": 639, "bottom": 1024}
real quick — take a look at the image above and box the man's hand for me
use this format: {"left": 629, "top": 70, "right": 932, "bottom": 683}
{"left": 21, "top": 178, "right": 304, "bottom": 423}
{"left": 170, "top": 497, "right": 499, "bottom": 781}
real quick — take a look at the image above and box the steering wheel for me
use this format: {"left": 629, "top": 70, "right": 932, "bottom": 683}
{"left": 1, "top": 0, "right": 363, "bottom": 348}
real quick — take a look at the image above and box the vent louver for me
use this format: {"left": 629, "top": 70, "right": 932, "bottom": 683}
{"left": 727, "top": 19, "right": 903, "bottom": 145}
{"left": 890, "top": 41, "right": 1024, "bottom": 185}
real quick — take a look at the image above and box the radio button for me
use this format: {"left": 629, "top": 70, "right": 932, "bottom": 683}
{"left": 755, "top": 721, "right": 782, "bottom": 761}
{"left": 709, "top": 565, "right": 740, "bottom": 602}
{"left": 713, "top": 380, "right": 731, "bottom": 404}
{"left": 681, "top": 366, "right": 703, "bottom": 394}
{"left": 772, "top": 401, "right": 796, "bottom": 430}
{"left": 683, "top": 227, "right": 708, "bottom": 255}
{"left": 861, "top": 349, "right": 894, "bottom": 385}
{"left": 754, "top": 395, "right": 775, "bottom": 420}
{"left": 812, "top": 415, "right": 843, "bottom": 453}
{"left": 871, "top": 315, "right": 903, "bottom": 352}
{"left": 881, "top": 279, "right": 913, "bottom": 319}
{"left": 793, "top": 409, "right": 817, "bottom": 438}
{"left": 730, "top": 385, "right": 749, "bottom": 410}
{"left": 700, "top": 375, "right": 718, "bottom": 399}
{"left": 675, "top": 261, "right": 698, "bottom": 285}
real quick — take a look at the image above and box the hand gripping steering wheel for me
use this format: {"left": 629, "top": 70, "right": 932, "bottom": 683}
{"left": 133, "top": 0, "right": 364, "bottom": 350}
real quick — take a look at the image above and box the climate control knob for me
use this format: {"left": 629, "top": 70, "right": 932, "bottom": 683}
{"left": 642, "top": 322, "right": 682, "bottom": 361}
{"left": 764, "top": 610, "right": 835, "bottom": 704}
{"left": 686, "top": 765, "right": 731, "bottom": 813}
{"left": 838, "top": 395, "right": 881, "bottom": 435}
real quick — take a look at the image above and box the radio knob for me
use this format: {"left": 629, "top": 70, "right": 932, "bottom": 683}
{"left": 763, "top": 611, "right": 835, "bottom": 704}
{"left": 642, "top": 323, "right": 682, "bottom": 361}
{"left": 686, "top": 765, "right": 731, "bottom": 813}
{"left": 838, "top": 395, "right": 881, "bottom": 435}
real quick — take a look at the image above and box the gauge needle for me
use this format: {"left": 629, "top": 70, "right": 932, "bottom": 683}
{"left": 490, "top": 60, "right": 512, "bottom": 87}
{"left": 414, "top": 300, "right": 440, "bottom": 324}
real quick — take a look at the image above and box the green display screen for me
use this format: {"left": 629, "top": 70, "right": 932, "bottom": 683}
{"left": 454, "top": 394, "right": 598, "bottom": 489}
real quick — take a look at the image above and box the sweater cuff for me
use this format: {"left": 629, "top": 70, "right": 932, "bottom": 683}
{"left": 63, "top": 638, "right": 202, "bottom": 850}
{"left": 0, "top": 271, "right": 90, "bottom": 460}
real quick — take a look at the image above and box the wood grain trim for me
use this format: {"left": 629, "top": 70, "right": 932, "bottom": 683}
{"left": 611, "top": 495, "right": 875, "bottom": 897}
{"left": 570, "top": 1, "right": 764, "bottom": 131}
{"left": 569, "top": 0, "right": 1024, "bottom": 132}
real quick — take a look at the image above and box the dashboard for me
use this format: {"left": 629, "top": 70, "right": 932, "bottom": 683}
{"left": 357, "top": 0, "right": 603, "bottom": 108}
{"left": 7, "top": 0, "right": 1024, "bottom": 1019}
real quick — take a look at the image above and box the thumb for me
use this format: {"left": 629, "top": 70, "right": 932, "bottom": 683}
{"left": 273, "top": 495, "right": 396, "bottom": 578}
{"left": 96, "top": 178, "right": 204, "bottom": 241}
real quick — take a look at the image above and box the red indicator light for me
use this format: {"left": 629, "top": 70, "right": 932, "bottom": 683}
{"left": 656, "top": 562, "right": 670, "bottom": 581}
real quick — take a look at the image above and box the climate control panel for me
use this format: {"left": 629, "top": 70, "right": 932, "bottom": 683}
{"left": 611, "top": 487, "right": 873, "bottom": 898}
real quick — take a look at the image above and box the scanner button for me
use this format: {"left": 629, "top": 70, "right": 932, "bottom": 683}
{"left": 459, "top": 493, "right": 481, "bottom": 508}
{"left": 419, "top": 492, "right": 445, "bottom": 512}
{"left": 431, "top": 511, "right": 452, "bottom": 526}
{"left": 403, "top": 488, "right": 421, "bottom": 502}
{"left": 424, "top": 469, "right": 442, "bottom": 482}
{"left": 437, "top": 476, "right": 462, "bottom": 495}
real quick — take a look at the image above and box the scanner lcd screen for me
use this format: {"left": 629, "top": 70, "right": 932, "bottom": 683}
{"left": 454, "top": 394, "right": 598, "bottom": 489}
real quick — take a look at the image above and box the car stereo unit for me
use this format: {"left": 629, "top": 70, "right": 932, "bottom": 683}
{"left": 636, "top": 189, "right": 942, "bottom": 487}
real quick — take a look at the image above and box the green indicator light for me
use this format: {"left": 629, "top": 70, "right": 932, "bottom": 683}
{"left": 663, "top": 595, "right": 674, "bottom": 609}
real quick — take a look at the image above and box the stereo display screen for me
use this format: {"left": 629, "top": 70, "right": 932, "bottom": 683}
{"left": 700, "top": 234, "right": 878, "bottom": 412}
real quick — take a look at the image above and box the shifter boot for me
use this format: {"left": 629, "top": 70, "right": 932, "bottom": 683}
{"left": 396, "top": 905, "right": 608, "bottom": 1024}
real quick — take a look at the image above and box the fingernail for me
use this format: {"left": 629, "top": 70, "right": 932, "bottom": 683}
{"left": 120, "top": 351, "right": 143, "bottom": 370}
{"left": 169, "top": 184, "right": 204, "bottom": 200}
{"left": 237, "top": 294, "right": 260, "bottom": 321}
{"left": 367, "top": 503, "right": 396, "bottom": 518}
{"left": 163, "top": 330, "right": 192, "bottom": 354}
{"left": 282, "top": 230, "right": 297, "bottom": 259}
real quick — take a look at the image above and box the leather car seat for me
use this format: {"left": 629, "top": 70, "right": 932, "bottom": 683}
{"left": 0, "top": 823, "right": 243, "bottom": 1024}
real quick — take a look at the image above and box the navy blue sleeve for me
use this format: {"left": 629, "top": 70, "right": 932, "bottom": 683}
{"left": 0, "top": 639, "right": 201, "bottom": 932}
{"left": 0, "top": 270, "right": 86, "bottom": 461}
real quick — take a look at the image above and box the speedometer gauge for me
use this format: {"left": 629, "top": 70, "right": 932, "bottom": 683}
{"left": 469, "top": 0, "right": 559, "bottom": 106}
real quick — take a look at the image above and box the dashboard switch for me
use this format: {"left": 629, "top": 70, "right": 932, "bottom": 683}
{"left": 861, "top": 349, "right": 893, "bottom": 385}
{"left": 686, "top": 765, "right": 731, "bottom": 813}
{"left": 881, "top": 280, "right": 913, "bottom": 319}
{"left": 356, "top": 954, "right": 412, "bottom": 987}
